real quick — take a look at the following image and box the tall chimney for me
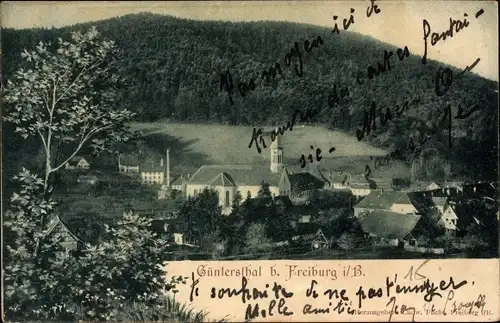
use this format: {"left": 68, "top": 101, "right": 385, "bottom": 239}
{"left": 166, "top": 149, "right": 170, "bottom": 187}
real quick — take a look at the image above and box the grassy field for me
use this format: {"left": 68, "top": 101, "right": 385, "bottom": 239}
{"left": 130, "top": 122, "right": 410, "bottom": 178}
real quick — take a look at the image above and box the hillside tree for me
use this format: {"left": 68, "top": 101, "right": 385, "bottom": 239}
{"left": 3, "top": 26, "right": 136, "bottom": 205}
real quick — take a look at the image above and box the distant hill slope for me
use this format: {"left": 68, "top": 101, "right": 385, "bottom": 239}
{"left": 2, "top": 13, "right": 498, "bottom": 180}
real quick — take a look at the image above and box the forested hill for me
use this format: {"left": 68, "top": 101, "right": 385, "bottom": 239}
{"left": 2, "top": 13, "right": 498, "bottom": 179}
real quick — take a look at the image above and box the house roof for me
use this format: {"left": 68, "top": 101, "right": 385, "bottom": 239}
{"left": 121, "top": 154, "right": 140, "bottom": 166}
{"left": 288, "top": 172, "right": 325, "bottom": 190}
{"left": 431, "top": 197, "right": 448, "bottom": 207}
{"left": 348, "top": 174, "right": 370, "bottom": 188}
{"left": 355, "top": 191, "right": 417, "bottom": 210}
{"left": 77, "top": 175, "right": 98, "bottom": 181}
{"left": 170, "top": 176, "right": 186, "bottom": 186}
{"left": 326, "top": 171, "right": 349, "bottom": 184}
{"left": 410, "top": 181, "right": 433, "bottom": 190}
{"left": 188, "top": 165, "right": 283, "bottom": 187}
{"left": 45, "top": 215, "right": 83, "bottom": 243}
{"left": 369, "top": 178, "right": 393, "bottom": 190}
{"left": 68, "top": 156, "right": 89, "bottom": 166}
{"left": 141, "top": 164, "right": 166, "bottom": 173}
{"left": 359, "top": 211, "right": 421, "bottom": 239}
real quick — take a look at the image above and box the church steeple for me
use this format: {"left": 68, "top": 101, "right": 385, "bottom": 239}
{"left": 270, "top": 132, "right": 283, "bottom": 173}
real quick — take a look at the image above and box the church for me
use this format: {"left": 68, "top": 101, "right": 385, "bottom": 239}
{"left": 186, "top": 133, "right": 328, "bottom": 215}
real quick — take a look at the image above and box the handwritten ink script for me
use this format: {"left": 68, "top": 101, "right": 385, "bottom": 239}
{"left": 184, "top": 262, "right": 496, "bottom": 322}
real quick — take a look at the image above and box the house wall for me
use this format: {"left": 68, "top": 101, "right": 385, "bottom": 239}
{"left": 438, "top": 208, "right": 459, "bottom": 231}
{"left": 350, "top": 188, "right": 371, "bottom": 197}
{"left": 278, "top": 174, "right": 291, "bottom": 196}
{"left": 77, "top": 159, "right": 90, "bottom": 169}
{"left": 141, "top": 171, "right": 165, "bottom": 185}
{"left": 237, "top": 185, "right": 279, "bottom": 199}
{"left": 331, "top": 183, "right": 347, "bottom": 189}
{"left": 390, "top": 203, "right": 417, "bottom": 214}
{"left": 186, "top": 184, "right": 209, "bottom": 197}
{"left": 120, "top": 165, "right": 139, "bottom": 173}
{"left": 174, "top": 233, "right": 184, "bottom": 245}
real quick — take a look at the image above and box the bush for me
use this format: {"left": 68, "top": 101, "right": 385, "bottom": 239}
{"left": 3, "top": 170, "right": 187, "bottom": 322}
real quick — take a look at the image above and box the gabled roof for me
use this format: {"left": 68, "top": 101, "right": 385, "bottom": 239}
{"left": 359, "top": 211, "right": 421, "bottom": 239}
{"left": 431, "top": 197, "right": 448, "bottom": 207}
{"left": 68, "top": 156, "right": 90, "bottom": 166}
{"left": 77, "top": 175, "right": 98, "bottom": 181}
{"left": 348, "top": 174, "right": 370, "bottom": 188}
{"left": 45, "top": 215, "right": 83, "bottom": 243}
{"left": 188, "top": 165, "right": 283, "bottom": 187}
{"left": 326, "top": 171, "right": 349, "bottom": 184}
{"left": 170, "top": 176, "right": 186, "bottom": 186}
{"left": 307, "top": 169, "right": 330, "bottom": 184}
{"left": 121, "top": 154, "right": 140, "bottom": 166}
{"left": 288, "top": 172, "right": 325, "bottom": 190}
{"left": 208, "top": 172, "right": 235, "bottom": 187}
{"left": 355, "top": 191, "right": 417, "bottom": 210}
{"left": 369, "top": 178, "right": 393, "bottom": 190}
{"left": 141, "top": 163, "right": 166, "bottom": 173}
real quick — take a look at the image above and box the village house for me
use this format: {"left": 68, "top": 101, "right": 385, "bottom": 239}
{"left": 118, "top": 154, "right": 140, "bottom": 173}
{"left": 141, "top": 158, "right": 166, "bottom": 185}
{"left": 77, "top": 174, "right": 98, "bottom": 185}
{"left": 326, "top": 171, "right": 349, "bottom": 189}
{"left": 65, "top": 156, "right": 91, "bottom": 170}
{"left": 354, "top": 191, "right": 420, "bottom": 217}
{"left": 44, "top": 215, "right": 83, "bottom": 251}
{"left": 171, "top": 175, "right": 188, "bottom": 192}
{"left": 346, "top": 174, "right": 372, "bottom": 197}
{"left": 290, "top": 229, "right": 330, "bottom": 251}
{"left": 353, "top": 191, "right": 423, "bottom": 246}
{"left": 186, "top": 134, "right": 328, "bottom": 214}
{"left": 435, "top": 200, "right": 459, "bottom": 234}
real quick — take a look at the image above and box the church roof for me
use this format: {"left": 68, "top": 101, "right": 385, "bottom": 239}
{"left": 188, "top": 165, "right": 283, "bottom": 187}
{"left": 208, "top": 172, "right": 235, "bottom": 187}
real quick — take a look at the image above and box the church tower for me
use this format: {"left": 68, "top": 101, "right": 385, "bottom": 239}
{"left": 270, "top": 132, "right": 284, "bottom": 173}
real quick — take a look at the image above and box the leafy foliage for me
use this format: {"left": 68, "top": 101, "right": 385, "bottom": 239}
{"left": 3, "top": 26, "right": 136, "bottom": 198}
{"left": 257, "top": 181, "right": 272, "bottom": 198}
{"left": 244, "top": 222, "right": 271, "bottom": 253}
{"left": 176, "top": 188, "right": 222, "bottom": 243}
{"left": 3, "top": 170, "right": 185, "bottom": 322}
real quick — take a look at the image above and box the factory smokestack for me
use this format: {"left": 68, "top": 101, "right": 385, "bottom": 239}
{"left": 166, "top": 149, "right": 170, "bottom": 187}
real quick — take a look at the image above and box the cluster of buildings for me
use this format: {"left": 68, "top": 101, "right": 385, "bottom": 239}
{"left": 54, "top": 132, "right": 496, "bottom": 253}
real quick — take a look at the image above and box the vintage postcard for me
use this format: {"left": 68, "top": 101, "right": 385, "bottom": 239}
{"left": 1, "top": 0, "right": 499, "bottom": 322}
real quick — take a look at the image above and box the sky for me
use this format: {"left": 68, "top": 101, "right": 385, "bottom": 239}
{"left": 1, "top": 0, "right": 498, "bottom": 81}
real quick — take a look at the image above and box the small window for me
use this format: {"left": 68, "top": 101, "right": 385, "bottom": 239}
{"left": 247, "top": 191, "right": 251, "bottom": 199}
{"left": 225, "top": 191, "right": 230, "bottom": 207}
{"left": 194, "top": 189, "right": 198, "bottom": 195}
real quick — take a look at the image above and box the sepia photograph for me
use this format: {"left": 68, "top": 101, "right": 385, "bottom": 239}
{"left": 1, "top": 1, "right": 498, "bottom": 322}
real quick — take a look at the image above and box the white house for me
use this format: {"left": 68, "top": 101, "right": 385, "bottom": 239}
{"left": 65, "top": 156, "right": 90, "bottom": 170}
